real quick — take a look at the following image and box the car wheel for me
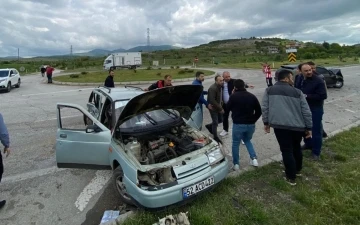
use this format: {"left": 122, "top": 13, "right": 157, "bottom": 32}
{"left": 6, "top": 82, "right": 11, "bottom": 92}
{"left": 15, "top": 79, "right": 21, "bottom": 88}
{"left": 113, "top": 166, "right": 135, "bottom": 206}
{"left": 334, "top": 80, "right": 343, "bottom": 88}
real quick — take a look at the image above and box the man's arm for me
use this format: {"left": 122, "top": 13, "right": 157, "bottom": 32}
{"left": 147, "top": 82, "right": 158, "bottom": 91}
{"left": 300, "top": 92, "right": 313, "bottom": 130}
{"left": 261, "top": 89, "right": 270, "bottom": 125}
{"left": 199, "top": 92, "right": 209, "bottom": 107}
{"left": 253, "top": 96, "right": 262, "bottom": 122}
{"left": 306, "top": 80, "right": 327, "bottom": 100}
{"left": 207, "top": 87, "right": 222, "bottom": 111}
{"left": 0, "top": 114, "right": 10, "bottom": 148}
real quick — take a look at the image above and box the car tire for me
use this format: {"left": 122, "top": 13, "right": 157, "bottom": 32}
{"left": 334, "top": 80, "right": 344, "bottom": 88}
{"left": 6, "top": 82, "right": 11, "bottom": 93}
{"left": 113, "top": 166, "right": 135, "bottom": 206}
{"left": 15, "top": 79, "right": 21, "bottom": 88}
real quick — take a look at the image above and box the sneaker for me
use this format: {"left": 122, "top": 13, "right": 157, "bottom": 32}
{"left": 283, "top": 177, "right": 296, "bottom": 186}
{"left": 233, "top": 164, "right": 240, "bottom": 171}
{"left": 323, "top": 131, "right": 328, "bottom": 138}
{"left": 312, "top": 154, "right": 320, "bottom": 161}
{"left": 0, "top": 200, "right": 6, "bottom": 209}
{"left": 219, "top": 130, "right": 228, "bottom": 137}
{"left": 250, "top": 158, "right": 259, "bottom": 167}
{"left": 241, "top": 140, "right": 245, "bottom": 145}
{"left": 282, "top": 170, "right": 302, "bottom": 177}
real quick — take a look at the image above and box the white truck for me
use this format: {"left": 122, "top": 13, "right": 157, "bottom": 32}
{"left": 103, "top": 52, "right": 142, "bottom": 70}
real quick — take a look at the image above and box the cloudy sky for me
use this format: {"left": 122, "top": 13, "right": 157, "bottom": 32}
{"left": 0, "top": 0, "right": 359, "bottom": 57}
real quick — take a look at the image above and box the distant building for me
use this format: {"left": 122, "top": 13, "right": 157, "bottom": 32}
{"left": 266, "top": 46, "right": 279, "bottom": 54}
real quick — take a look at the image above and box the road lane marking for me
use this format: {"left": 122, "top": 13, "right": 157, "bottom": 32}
{"left": 2, "top": 166, "right": 66, "bottom": 184}
{"left": 21, "top": 88, "right": 94, "bottom": 96}
{"left": 75, "top": 170, "right": 112, "bottom": 212}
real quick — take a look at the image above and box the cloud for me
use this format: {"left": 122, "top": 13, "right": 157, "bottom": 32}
{"left": 0, "top": 0, "right": 359, "bottom": 57}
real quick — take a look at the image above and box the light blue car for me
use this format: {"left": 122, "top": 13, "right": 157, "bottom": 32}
{"left": 55, "top": 85, "right": 229, "bottom": 209}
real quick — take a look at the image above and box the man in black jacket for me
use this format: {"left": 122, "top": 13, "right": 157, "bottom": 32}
{"left": 227, "top": 79, "right": 261, "bottom": 171}
{"left": 220, "top": 71, "right": 254, "bottom": 137}
{"left": 144, "top": 75, "right": 173, "bottom": 91}
{"left": 104, "top": 70, "right": 115, "bottom": 88}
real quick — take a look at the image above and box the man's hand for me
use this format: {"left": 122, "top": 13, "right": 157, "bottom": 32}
{"left": 4, "top": 147, "right": 10, "bottom": 157}
{"left": 264, "top": 125, "right": 270, "bottom": 133}
{"left": 305, "top": 130, "right": 312, "bottom": 139}
{"left": 220, "top": 109, "right": 225, "bottom": 114}
{"left": 232, "top": 89, "right": 235, "bottom": 94}
{"left": 143, "top": 88, "right": 149, "bottom": 91}
{"left": 207, "top": 104, "right": 213, "bottom": 110}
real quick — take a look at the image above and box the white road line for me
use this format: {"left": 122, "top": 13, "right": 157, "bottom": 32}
{"left": 75, "top": 170, "right": 112, "bottom": 212}
{"left": 345, "top": 109, "right": 356, "bottom": 113}
{"left": 21, "top": 88, "right": 94, "bottom": 97}
{"left": 2, "top": 166, "right": 66, "bottom": 184}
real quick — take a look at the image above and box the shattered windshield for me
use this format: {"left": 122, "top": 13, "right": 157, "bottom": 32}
{"left": 114, "top": 100, "right": 180, "bottom": 129}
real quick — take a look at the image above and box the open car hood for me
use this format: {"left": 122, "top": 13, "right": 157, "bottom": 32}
{"left": 329, "top": 68, "right": 343, "bottom": 77}
{"left": 116, "top": 85, "right": 203, "bottom": 126}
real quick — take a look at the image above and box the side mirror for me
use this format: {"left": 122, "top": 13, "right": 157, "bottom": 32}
{"left": 86, "top": 124, "right": 101, "bottom": 133}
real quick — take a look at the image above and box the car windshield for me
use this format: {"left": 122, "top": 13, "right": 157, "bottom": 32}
{"left": 114, "top": 100, "right": 180, "bottom": 129}
{"left": 0, "top": 71, "right": 9, "bottom": 78}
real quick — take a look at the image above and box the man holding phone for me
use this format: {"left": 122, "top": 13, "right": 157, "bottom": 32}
{"left": 261, "top": 70, "right": 312, "bottom": 186}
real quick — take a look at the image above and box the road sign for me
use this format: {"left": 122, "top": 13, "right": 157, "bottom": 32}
{"left": 286, "top": 48, "right": 297, "bottom": 53}
{"left": 19, "top": 66, "right": 25, "bottom": 72}
{"left": 288, "top": 53, "right": 296, "bottom": 62}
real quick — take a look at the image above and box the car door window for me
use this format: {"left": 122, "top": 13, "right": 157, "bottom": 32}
{"left": 316, "top": 67, "right": 329, "bottom": 76}
{"left": 59, "top": 106, "right": 92, "bottom": 131}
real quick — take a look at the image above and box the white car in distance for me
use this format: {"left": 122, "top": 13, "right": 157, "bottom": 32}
{"left": 0, "top": 68, "right": 21, "bottom": 92}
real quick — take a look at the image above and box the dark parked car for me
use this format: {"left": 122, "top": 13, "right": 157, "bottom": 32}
{"left": 275, "top": 64, "right": 344, "bottom": 88}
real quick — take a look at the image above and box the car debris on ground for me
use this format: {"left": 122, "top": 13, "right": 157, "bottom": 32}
{"left": 152, "top": 212, "right": 190, "bottom": 225}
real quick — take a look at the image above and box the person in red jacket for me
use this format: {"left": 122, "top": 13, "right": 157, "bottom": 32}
{"left": 144, "top": 74, "right": 173, "bottom": 91}
{"left": 46, "top": 65, "right": 55, "bottom": 83}
{"left": 262, "top": 62, "right": 273, "bottom": 87}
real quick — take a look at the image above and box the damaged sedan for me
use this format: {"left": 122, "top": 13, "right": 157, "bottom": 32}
{"left": 55, "top": 85, "right": 229, "bottom": 209}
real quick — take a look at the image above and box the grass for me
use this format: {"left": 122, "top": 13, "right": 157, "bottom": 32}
{"left": 121, "top": 126, "right": 360, "bottom": 225}
{"left": 53, "top": 68, "right": 215, "bottom": 83}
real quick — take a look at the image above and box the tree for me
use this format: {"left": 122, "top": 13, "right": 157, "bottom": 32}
{"left": 322, "top": 41, "right": 330, "bottom": 50}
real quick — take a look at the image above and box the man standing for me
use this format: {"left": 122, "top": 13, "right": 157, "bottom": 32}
{"left": 262, "top": 70, "right": 312, "bottom": 185}
{"left": 220, "top": 71, "right": 254, "bottom": 138}
{"left": 192, "top": 71, "right": 212, "bottom": 111}
{"left": 144, "top": 74, "right": 173, "bottom": 91}
{"left": 46, "top": 65, "right": 54, "bottom": 83}
{"left": 205, "top": 75, "right": 224, "bottom": 144}
{"left": 294, "top": 63, "right": 327, "bottom": 160}
{"left": 227, "top": 79, "right": 262, "bottom": 170}
{"left": 104, "top": 70, "right": 115, "bottom": 88}
{"left": 0, "top": 113, "right": 11, "bottom": 209}
{"left": 307, "top": 61, "right": 328, "bottom": 138}
{"left": 40, "top": 66, "right": 46, "bottom": 77}
{"left": 262, "top": 62, "right": 273, "bottom": 87}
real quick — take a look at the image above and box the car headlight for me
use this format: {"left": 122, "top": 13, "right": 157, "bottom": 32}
{"left": 207, "top": 148, "right": 224, "bottom": 165}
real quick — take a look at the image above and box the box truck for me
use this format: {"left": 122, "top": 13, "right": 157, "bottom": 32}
{"left": 103, "top": 52, "right": 142, "bottom": 70}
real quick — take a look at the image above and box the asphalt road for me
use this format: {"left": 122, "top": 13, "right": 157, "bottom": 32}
{"left": 0, "top": 66, "right": 360, "bottom": 225}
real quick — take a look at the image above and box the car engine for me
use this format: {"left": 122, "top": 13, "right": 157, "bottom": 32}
{"left": 124, "top": 125, "right": 210, "bottom": 165}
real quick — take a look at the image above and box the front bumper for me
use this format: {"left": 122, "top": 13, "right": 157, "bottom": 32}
{"left": 0, "top": 81, "right": 7, "bottom": 89}
{"left": 125, "top": 157, "right": 229, "bottom": 209}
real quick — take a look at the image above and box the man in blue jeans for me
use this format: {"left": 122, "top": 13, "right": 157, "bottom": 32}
{"left": 0, "top": 113, "right": 11, "bottom": 209}
{"left": 227, "top": 79, "right": 262, "bottom": 170}
{"left": 295, "top": 63, "right": 327, "bottom": 160}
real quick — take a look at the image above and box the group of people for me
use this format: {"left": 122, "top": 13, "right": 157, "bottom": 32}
{"left": 40, "top": 65, "right": 55, "bottom": 83}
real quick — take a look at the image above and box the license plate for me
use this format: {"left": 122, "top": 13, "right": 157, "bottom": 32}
{"left": 182, "top": 176, "right": 215, "bottom": 198}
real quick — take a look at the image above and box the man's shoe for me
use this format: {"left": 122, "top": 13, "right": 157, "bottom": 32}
{"left": 323, "top": 131, "right": 328, "bottom": 138}
{"left": 219, "top": 130, "right": 228, "bottom": 137}
{"left": 205, "top": 124, "right": 213, "bottom": 134}
{"left": 0, "top": 200, "right": 6, "bottom": 209}
{"left": 250, "top": 158, "right": 259, "bottom": 167}
{"left": 283, "top": 177, "right": 297, "bottom": 186}
{"left": 241, "top": 140, "right": 245, "bottom": 145}
{"left": 233, "top": 164, "right": 240, "bottom": 171}
{"left": 312, "top": 154, "right": 320, "bottom": 161}
{"left": 282, "top": 170, "right": 302, "bottom": 177}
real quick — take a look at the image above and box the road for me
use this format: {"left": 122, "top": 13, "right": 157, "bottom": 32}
{"left": 0, "top": 66, "right": 360, "bottom": 225}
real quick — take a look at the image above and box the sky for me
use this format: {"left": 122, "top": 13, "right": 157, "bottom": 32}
{"left": 0, "top": 0, "right": 359, "bottom": 57}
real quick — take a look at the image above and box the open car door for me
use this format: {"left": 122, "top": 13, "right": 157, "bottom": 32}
{"left": 56, "top": 103, "right": 111, "bottom": 170}
{"left": 186, "top": 103, "right": 204, "bottom": 130}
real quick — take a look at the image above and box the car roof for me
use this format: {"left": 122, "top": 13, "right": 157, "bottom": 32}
{"left": 0, "top": 68, "right": 16, "bottom": 71}
{"left": 95, "top": 86, "right": 144, "bottom": 101}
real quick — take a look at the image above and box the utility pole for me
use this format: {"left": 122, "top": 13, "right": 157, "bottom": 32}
{"left": 70, "top": 45, "right": 74, "bottom": 70}
{"left": 147, "top": 28, "right": 150, "bottom": 64}
{"left": 18, "top": 48, "right": 19, "bottom": 61}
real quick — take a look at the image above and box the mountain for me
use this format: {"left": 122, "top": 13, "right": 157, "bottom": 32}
{"left": 74, "top": 45, "right": 181, "bottom": 56}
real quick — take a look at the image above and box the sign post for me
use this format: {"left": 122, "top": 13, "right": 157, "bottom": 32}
{"left": 286, "top": 48, "right": 297, "bottom": 62}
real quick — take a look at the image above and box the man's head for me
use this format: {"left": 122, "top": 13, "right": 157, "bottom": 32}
{"left": 195, "top": 71, "right": 205, "bottom": 82}
{"left": 234, "top": 79, "right": 245, "bottom": 90}
{"left": 109, "top": 70, "right": 114, "bottom": 77}
{"left": 307, "top": 61, "right": 316, "bottom": 73}
{"left": 215, "top": 75, "right": 224, "bottom": 86}
{"left": 222, "top": 71, "right": 231, "bottom": 82}
{"left": 164, "top": 75, "right": 172, "bottom": 86}
{"left": 278, "top": 70, "right": 294, "bottom": 86}
{"left": 299, "top": 63, "right": 313, "bottom": 78}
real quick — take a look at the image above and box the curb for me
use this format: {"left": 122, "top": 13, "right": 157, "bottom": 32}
{"left": 104, "top": 119, "right": 360, "bottom": 225}
{"left": 52, "top": 73, "right": 217, "bottom": 86}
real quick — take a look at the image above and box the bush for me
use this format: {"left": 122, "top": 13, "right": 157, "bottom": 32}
{"left": 158, "top": 67, "right": 161, "bottom": 69}
{"left": 81, "top": 71, "right": 88, "bottom": 75}
{"left": 70, "top": 74, "right": 79, "bottom": 78}
{"left": 146, "top": 66, "right": 152, "bottom": 70}
{"left": 178, "top": 70, "right": 186, "bottom": 74}
{"left": 133, "top": 69, "right": 137, "bottom": 73}
{"left": 176, "top": 66, "right": 180, "bottom": 69}
{"left": 170, "top": 66, "right": 174, "bottom": 69}
{"left": 156, "top": 72, "right": 161, "bottom": 76}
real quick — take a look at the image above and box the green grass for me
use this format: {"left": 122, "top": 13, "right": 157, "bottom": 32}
{"left": 53, "top": 68, "right": 215, "bottom": 83}
{"left": 122, "top": 126, "right": 360, "bottom": 225}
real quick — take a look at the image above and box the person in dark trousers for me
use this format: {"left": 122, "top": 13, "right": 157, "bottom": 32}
{"left": 262, "top": 70, "right": 312, "bottom": 186}
{"left": 144, "top": 74, "right": 173, "bottom": 91}
{"left": 46, "top": 65, "right": 54, "bottom": 83}
{"left": 40, "top": 66, "right": 46, "bottom": 77}
{"left": 104, "top": 70, "right": 115, "bottom": 88}
{"left": 192, "top": 71, "right": 213, "bottom": 112}
{"left": 220, "top": 71, "right": 254, "bottom": 138}
{"left": 227, "top": 79, "right": 262, "bottom": 171}
{"left": 0, "top": 113, "right": 11, "bottom": 209}
{"left": 262, "top": 62, "right": 273, "bottom": 87}
{"left": 307, "top": 61, "right": 328, "bottom": 138}
{"left": 294, "top": 63, "right": 327, "bottom": 160}
{"left": 205, "top": 75, "right": 224, "bottom": 144}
